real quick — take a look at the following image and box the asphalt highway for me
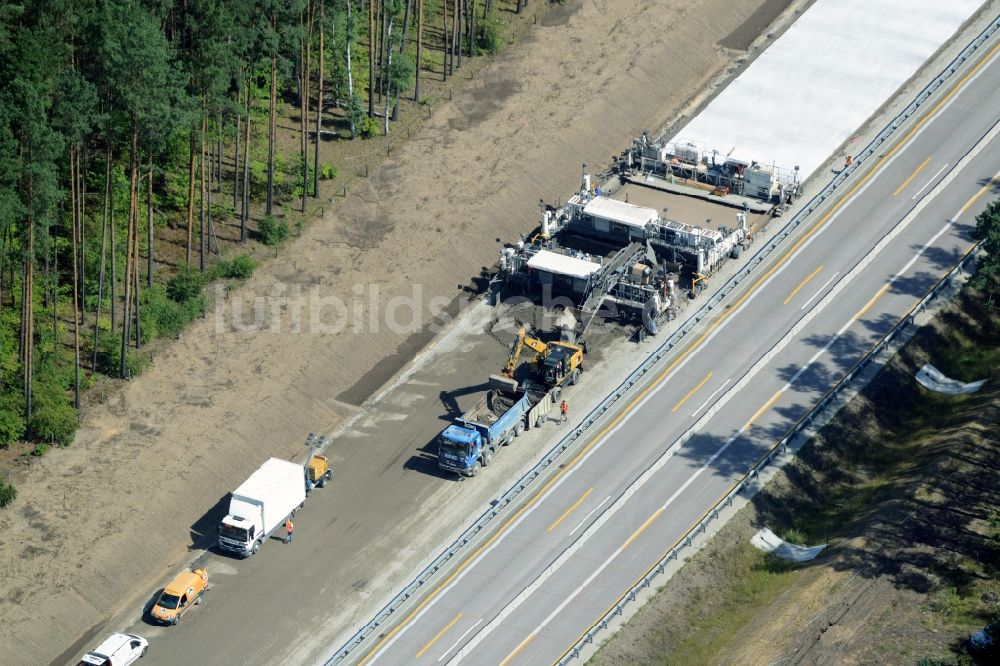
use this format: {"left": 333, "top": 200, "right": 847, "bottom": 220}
{"left": 355, "top": 38, "right": 1000, "bottom": 666}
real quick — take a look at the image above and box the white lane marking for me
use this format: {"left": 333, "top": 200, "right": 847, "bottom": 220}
{"left": 690, "top": 378, "right": 732, "bottom": 418}
{"left": 791, "top": 331, "right": 845, "bottom": 386}
{"left": 789, "top": 188, "right": 987, "bottom": 393}
{"left": 892, "top": 214, "right": 962, "bottom": 282}
{"left": 369, "top": 186, "right": 840, "bottom": 662}
{"left": 370, "top": 56, "right": 999, "bottom": 666}
{"left": 497, "top": 189, "right": 988, "bottom": 666}
{"left": 497, "top": 424, "right": 751, "bottom": 666}
{"left": 568, "top": 496, "right": 610, "bottom": 536}
{"left": 912, "top": 162, "right": 949, "bottom": 199}
{"left": 438, "top": 620, "right": 483, "bottom": 662}
{"left": 800, "top": 272, "right": 840, "bottom": 310}
{"left": 452, "top": 122, "right": 1000, "bottom": 666}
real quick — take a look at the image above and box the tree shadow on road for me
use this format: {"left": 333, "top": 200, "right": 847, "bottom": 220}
{"left": 976, "top": 174, "right": 1000, "bottom": 197}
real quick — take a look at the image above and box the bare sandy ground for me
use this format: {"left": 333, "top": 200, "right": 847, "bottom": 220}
{"left": 0, "top": 1, "right": 794, "bottom": 663}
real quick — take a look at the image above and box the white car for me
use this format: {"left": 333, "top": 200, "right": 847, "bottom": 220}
{"left": 77, "top": 633, "right": 148, "bottom": 666}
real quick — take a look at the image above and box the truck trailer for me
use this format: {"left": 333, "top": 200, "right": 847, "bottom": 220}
{"left": 217, "top": 458, "right": 305, "bottom": 556}
{"left": 437, "top": 382, "right": 554, "bottom": 477}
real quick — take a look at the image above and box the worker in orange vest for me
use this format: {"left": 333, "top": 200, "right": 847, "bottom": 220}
{"left": 285, "top": 519, "right": 294, "bottom": 544}
{"left": 560, "top": 400, "right": 569, "bottom": 423}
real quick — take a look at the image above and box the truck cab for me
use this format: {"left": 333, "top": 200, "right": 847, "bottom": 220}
{"left": 218, "top": 513, "right": 260, "bottom": 555}
{"left": 437, "top": 425, "right": 482, "bottom": 476}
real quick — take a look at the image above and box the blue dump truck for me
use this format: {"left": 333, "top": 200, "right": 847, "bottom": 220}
{"left": 437, "top": 381, "right": 555, "bottom": 477}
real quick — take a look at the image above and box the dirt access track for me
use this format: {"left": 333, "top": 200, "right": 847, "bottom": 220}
{"left": 0, "top": 1, "right": 801, "bottom": 663}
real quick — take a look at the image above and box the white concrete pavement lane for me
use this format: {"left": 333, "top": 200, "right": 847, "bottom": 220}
{"left": 358, "top": 44, "right": 1000, "bottom": 666}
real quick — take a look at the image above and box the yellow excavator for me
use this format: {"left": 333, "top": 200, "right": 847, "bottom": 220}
{"left": 502, "top": 325, "right": 585, "bottom": 388}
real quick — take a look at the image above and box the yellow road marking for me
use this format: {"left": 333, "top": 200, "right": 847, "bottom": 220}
{"left": 746, "top": 388, "right": 786, "bottom": 429}
{"left": 879, "top": 40, "right": 1000, "bottom": 165}
{"left": 893, "top": 156, "right": 931, "bottom": 196}
{"left": 556, "top": 55, "right": 1000, "bottom": 655}
{"left": 783, "top": 265, "right": 824, "bottom": 305}
{"left": 359, "top": 39, "right": 1000, "bottom": 666}
{"left": 500, "top": 633, "right": 536, "bottom": 666}
{"left": 960, "top": 174, "right": 999, "bottom": 215}
{"left": 415, "top": 612, "right": 462, "bottom": 658}
{"left": 547, "top": 487, "right": 594, "bottom": 533}
{"left": 854, "top": 173, "right": 999, "bottom": 325}
{"left": 852, "top": 283, "right": 891, "bottom": 322}
{"left": 357, "top": 353, "right": 680, "bottom": 664}
{"left": 622, "top": 508, "right": 664, "bottom": 550}
{"left": 671, "top": 372, "right": 713, "bottom": 413}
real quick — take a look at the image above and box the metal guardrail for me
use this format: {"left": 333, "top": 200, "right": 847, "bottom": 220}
{"left": 325, "top": 15, "right": 1000, "bottom": 666}
{"left": 556, "top": 240, "right": 983, "bottom": 665}
{"left": 554, "top": 20, "right": 1000, "bottom": 662}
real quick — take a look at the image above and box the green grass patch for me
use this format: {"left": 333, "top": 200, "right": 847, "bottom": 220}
{"left": 0, "top": 475, "right": 15, "bottom": 508}
{"left": 211, "top": 254, "right": 256, "bottom": 280}
{"left": 258, "top": 215, "right": 290, "bottom": 246}
{"left": 653, "top": 542, "right": 798, "bottom": 665}
{"left": 933, "top": 326, "right": 1000, "bottom": 383}
{"left": 420, "top": 49, "right": 444, "bottom": 72}
{"left": 928, "top": 586, "right": 978, "bottom": 623}
{"left": 142, "top": 284, "right": 204, "bottom": 342}
{"left": 319, "top": 163, "right": 338, "bottom": 181}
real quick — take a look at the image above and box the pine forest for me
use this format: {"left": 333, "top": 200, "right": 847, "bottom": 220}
{"left": 0, "top": 0, "right": 522, "bottom": 461}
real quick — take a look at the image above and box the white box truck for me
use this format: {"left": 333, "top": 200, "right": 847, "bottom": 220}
{"left": 217, "top": 458, "right": 305, "bottom": 556}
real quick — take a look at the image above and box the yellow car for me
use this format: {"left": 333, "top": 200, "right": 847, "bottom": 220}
{"left": 149, "top": 569, "right": 208, "bottom": 625}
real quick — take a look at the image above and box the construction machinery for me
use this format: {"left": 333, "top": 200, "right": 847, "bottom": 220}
{"left": 217, "top": 458, "right": 305, "bottom": 557}
{"left": 623, "top": 132, "right": 801, "bottom": 205}
{"left": 689, "top": 272, "right": 709, "bottom": 299}
{"left": 502, "top": 325, "right": 549, "bottom": 378}
{"left": 306, "top": 454, "right": 332, "bottom": 490}
{"left": 502, "top": 324, "right": 585, "bottom": 388}
{"left": 303, "top": 434, "right": 333, "bottom": 493}
{"left": 437, "top": 384, "right": 554, "bottom": 477}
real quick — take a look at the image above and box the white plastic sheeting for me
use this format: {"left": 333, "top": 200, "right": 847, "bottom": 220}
{"left": 915, "top": 363, "right": 986, "bottom": 394}
{"left": 751, "top": 527, "right": 827, "bottom": 562}
{"left": 527, "top": 249, "right": 602, "bottom": 279}
{"left": 583, "top": 197, "right": 658, "bottom": 229}
{"left": 674, "top": 0, "right": 984, "bottom": 180}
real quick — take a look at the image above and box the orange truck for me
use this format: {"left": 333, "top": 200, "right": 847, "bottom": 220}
{"left": 149, "top": 569, "right": 209, "bottom": 625}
